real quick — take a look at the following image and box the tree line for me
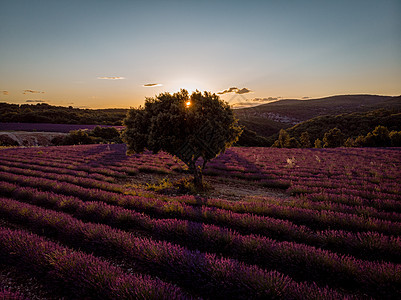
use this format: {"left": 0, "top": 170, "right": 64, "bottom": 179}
{"left": 273, "top": 126, "right": 401, "bottom": 148}
{"left": 0, "top": 103, "right": 126, "bottom": 125}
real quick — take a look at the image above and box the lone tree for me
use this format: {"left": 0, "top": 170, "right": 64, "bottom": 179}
{"left": 122, "top": 89, "right": 243, "bottom": 188}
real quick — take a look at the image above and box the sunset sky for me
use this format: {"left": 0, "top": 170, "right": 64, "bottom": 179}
{"left": 1, "top": 0, "right": 400, "bottom": 108}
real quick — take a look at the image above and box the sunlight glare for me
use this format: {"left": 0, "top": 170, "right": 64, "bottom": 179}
{"left": 171, "top": 79, "right": 209, "bottom": 94}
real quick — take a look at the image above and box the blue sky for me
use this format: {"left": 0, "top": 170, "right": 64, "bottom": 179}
{"left": 0, "top": 0, "right": 400, "bottom": 108}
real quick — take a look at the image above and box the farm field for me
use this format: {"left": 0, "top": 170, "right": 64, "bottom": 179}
{"left": 0, "top": 144, "right": 400, "bottom": 299}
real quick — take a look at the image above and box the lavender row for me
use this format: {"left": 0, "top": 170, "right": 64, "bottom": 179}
{"left": 5, "top": 145, "right": 398, "bottom": 196}
{"left": 0, "top": 151, "right": 127, "bottom": 177}
{"left": 172, "top": 193, "right": 401, "bottom": 224}
{"left": 0, "top": 174, "right": 376, "bottom": 250}
{"left": 195, "top": 198, "right": 401, "bottom": 235}
{"left": 0, "top": 289, "right": 27, "bottom": 300}
{"left": 1, "top": 170, "right": 400, "bottom": 242}
{"left": 3, "top": 145, "right": 399, "bottom": 184}
{"left": 294, "top": 177, "right": 400, "bottom": 195}
{"left": 0, "top": 227, "right": 187, "bottom": 299}
{"left": 3, "top": 159, "right": 399, "bottom": 226}
{"left": 289, "top": 184, "right": 400, "bottom": 202}
{"left": 0, "top": 164, "right": 125, "bottom": 193}
{"left": 207, "top": 147, "right": 400, "bottom": 184}
{"left": 4, "top": 181, "right": 401, "bottom": 265}
{"left": 3, "top": 169, "right": 401, "bottom": 239}
{"left": 0, "top": 157, "right": 115, "bottom": 182}
{"left": 0, "top": 145, "right": 177, "bottom": 175}
{"left": 0, "top": 198, "right": 346, "bottom": 299}
{"left": 307, "top": 192, "right": 401, "bottom": 213}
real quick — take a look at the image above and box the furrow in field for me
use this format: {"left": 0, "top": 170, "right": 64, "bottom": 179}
{"left": 0, "top": 226, "right": 189, "bottom": 300}
{"left": 0, "top": 197, "right": 350, "bottom": 299}
{"left": 2, "top": 181, "right": 400, "bottom": 265}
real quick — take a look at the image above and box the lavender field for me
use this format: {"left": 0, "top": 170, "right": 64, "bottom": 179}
{"left": 0, "top": 144, "right": 400, "bottom": 299}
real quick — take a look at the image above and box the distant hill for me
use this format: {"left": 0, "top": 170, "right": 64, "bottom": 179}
{"left": 235, "top": 94, "right": 401, "bottom": 123}
{"left": 234, "top": 94, "right": 401, "bottom": 141}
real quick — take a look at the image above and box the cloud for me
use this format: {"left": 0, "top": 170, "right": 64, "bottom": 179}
{"left": 23, "top": 90, "right": 45, "bottom": 94}
{"left": 217, "top": 87, "right": 252, "bottom": 95}
{"left": 143, "top": 83, "right": 163, "bottom": 87}
{"left": 231, "top": 102, "right": 251, "bottom": 108}
{"left": 1, "top": 91, "right": 9, "bottom": 95}
{"left": 217, "top": 87, "right": 239, "bottom": 95}
{"left": 236, "top": 88, "right": 252, "bottom": 95}
{"left": 228, "top": 96, "right": 282, "bottom": 108}
{"left": 26, "top": 99, "right": 47, "bottom": 103}
{"left": 231, "top": 102, "right": 262, "bottom": 108}
{"left": 252, "top": 97, "right": 279, "bottom": 102}
{"left": 97, "top": 76, "right": 125, "bottom": 80}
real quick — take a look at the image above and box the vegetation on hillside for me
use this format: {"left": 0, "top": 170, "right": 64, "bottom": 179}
{"left": 280, "top": 109, "right": 401, "bottom": 143}
{"left": 235, "top": 95, "right": 401, "bottom": 144}
{"left": 273, "top": 126, "right": 401, "bottom": 148}
{"left": 0, "top": 102, "right": 126, "bottom": 125}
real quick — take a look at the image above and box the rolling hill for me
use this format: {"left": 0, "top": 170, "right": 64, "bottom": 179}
{"left": 234, "top": 94, "right": 401, "bottom": 139}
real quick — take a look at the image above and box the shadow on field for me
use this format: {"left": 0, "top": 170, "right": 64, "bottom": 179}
{"left": 77, "top": 144, "right": 129, "bottom": 169}
{"left": 206, "top": 149, "right": 266, "bottom": 179}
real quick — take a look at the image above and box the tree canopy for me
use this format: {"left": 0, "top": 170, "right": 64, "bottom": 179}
{"left": 122, "top": 90, "right": 243, "bottom": 187}
{"left": 323, "top": 128, "right": 344, "bottom": 148}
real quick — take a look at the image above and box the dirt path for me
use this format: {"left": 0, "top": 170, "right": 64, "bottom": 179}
{"left": 124, "top": 172, "right": 289, "bottom": 201}
{"left": 205, "top": 176, "right": 288, "bottom": 201}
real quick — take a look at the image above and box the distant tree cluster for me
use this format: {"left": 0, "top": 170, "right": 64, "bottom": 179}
{"left": 283, "top": 109, "right": 401, "bottom": 143}
{"left": 345, "top": 126, "right": 401, "bottom": 147}
{"left": 273, "top": 126, "right": 401, "bottom": 148}
{"left": 272, "top": 129, "right": 302, "bottom": 148}
{"left": 0, "top": 103, "right": 126, "bottom": 125}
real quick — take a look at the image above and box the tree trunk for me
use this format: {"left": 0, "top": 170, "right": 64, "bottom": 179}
{"left": 189, "top": 161, "right": 203, "bottom": 189}
{"left": 194, "top": 166, "right": 203, "bottom": 189}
